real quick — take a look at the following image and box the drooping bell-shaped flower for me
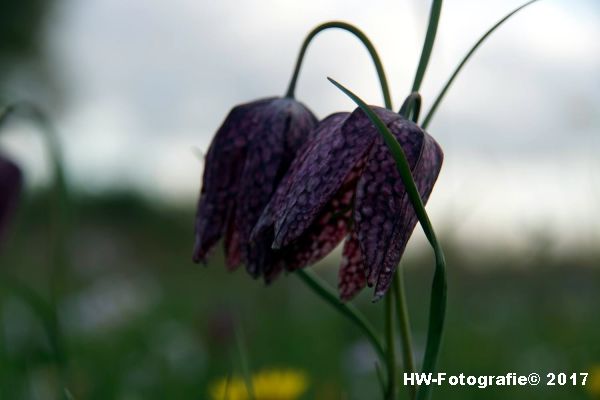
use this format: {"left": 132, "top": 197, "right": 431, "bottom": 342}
{"left": 253, "top": 106, "right": 443, "bottom": 301}
{"left": 0, "top": 155, "right": 22, "bottom": 243}
{"left": 193, "top": 97, "right": 317, "bottom": 275}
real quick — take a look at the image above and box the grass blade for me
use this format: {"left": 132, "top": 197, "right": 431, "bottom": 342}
{"left": 375, "top": 362, "right": 387, "bottom": 398}
{"left": 412, "top": 0, "right": 443, "bottom": 93}
{"left": 422, "top": 0, "right": 541, "bottom": 129}
{"left": 394, "top": 269, "right": 416, "bottom": 400}
{"left": 384, "top": 293, "right": 397, "bottom": 399}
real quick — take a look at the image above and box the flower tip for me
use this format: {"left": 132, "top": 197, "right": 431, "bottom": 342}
{"left": 371, "top": 291, "right": 385, "bottom": 303}
{"left": 246, "top": 259, "right": 264, "bottom": 280}
{"left": 192, "top": 242, "right": 206, "bottom": 265}
{"left": 192, "top": 249, "right": 200, "bottom": 263}
{"left": 192, "top": 253, "right": 205, "bottom": 265}
{"left": 326, "top": 77, "right": 340, "bottom": 87}
{"left": 271, "top": 234, "right": 282, "bottom": 250}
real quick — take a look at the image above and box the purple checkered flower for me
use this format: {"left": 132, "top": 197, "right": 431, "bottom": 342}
{"left": 193, "top": 97, "right": 317, "bottom": 275}
{"left": 0, "top": 155, "right": 22, "bottom": 244}
{"left": 253, "top": 106, "right": 443, "bottom": 301}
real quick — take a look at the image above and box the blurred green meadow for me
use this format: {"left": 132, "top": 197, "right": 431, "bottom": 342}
{"left": 1, "top": 0, "right": 600, "bottom": 399}
{"left": 0, "top": 190, "right": 598, "bottom": 399}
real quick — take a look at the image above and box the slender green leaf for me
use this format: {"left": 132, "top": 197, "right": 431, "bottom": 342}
{"left": 328, "top": 78, "right": 447, "bottom": 400}
{"left": 412, "top": 0, "right": 443, "bottom": 93}
{"left": 422, "top": 0, "right": 541, "bottom": 128}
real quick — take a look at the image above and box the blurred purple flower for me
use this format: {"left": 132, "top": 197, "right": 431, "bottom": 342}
{"left": 0, "top": 155, "right": 22, "bottom": 243}
{"left": 193, "top": 97, "right": 317, "bottom": 276}
{"left": 253, "top": 106, "right": 443, "bottom": 301}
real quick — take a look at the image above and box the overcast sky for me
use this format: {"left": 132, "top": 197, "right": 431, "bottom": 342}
{"left": 1, "top": 0, "right": 599, "bottom": 250}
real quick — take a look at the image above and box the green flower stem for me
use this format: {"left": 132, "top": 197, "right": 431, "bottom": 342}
{"left": 421, "top": 0, "right": 540, "bottom": 129}
{"left": 0, "top": 102, "right": 70, "bottom": 372}
{"left": 375, "top": 362, "right": 387, "bottom": 398}
{"left": 285, "top": 21, "right": 393, "bottom": 110}
{"left": 384, "top": 292, "right": 397, "bottom": 400}
{"left": 411, "top": 0, "right": 443, "bottom": 93}
{"left": 1, "top": 102, "right": 71, "bottom": 296}
{"left": 393, "top": 269, "right": 416, "bottom": 400}
{"left": 418, "top": 247, "right": 446, "bottom": 400}
{"left": 296, "top": 269, "right": 386, "bottom": 365}
{"left": 329, "top": 78, "right": 447, "bottom": 400}
{"left": 399, "top": 93, "right": 422, "bottom": 124}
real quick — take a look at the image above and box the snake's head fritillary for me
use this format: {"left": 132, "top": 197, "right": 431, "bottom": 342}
{"left": 193, "top": 97, "right": 317, "bottom": 275}
{"left": 254, "top": 106, "right": 443, "bottom": 301}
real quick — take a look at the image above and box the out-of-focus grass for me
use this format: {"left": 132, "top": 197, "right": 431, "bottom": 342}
{"left": 0, "top": 191, "right": 598, "bottom": 399}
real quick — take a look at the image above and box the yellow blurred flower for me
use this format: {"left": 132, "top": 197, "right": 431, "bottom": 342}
{"left": 588, "top": 366, "right": 600, "bottom": 398}
{"left": 209, "top": 369, "right": 308, "bottom": 400}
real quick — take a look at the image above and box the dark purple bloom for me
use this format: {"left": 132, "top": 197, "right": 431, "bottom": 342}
{"left": 0, "top": 155, "right": 22, "bottom": 243}
{"left": 253, "top": 106, "right": 443, "bottom": 301}
{"left": 193, "top": 97, "right": 317, "bottom": 275}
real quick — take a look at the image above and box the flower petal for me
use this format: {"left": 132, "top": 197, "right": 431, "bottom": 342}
{"left": 373, "top": 132, "right": 443, "bottom": 300}
{"left": 255, "top": 107, "right": 385, "bottom": 252}
{"left": 247, "top": 185, "right": 351, "bottom": 281}
{"left": 338, "top": 230, "right": 367, "bottom": 301}
{"left": 251, "top": 160, "right": 357, "bottom": 280}
{"left": 223, "top": 206, "right": 242, "bottom": 270}
{"left": 193, "top": 98, "right": 275, "bottom": 263}
{"left": 0, "top": 156, "right": 22, "bottom": 243}
{"left": 251, "top": 106, "right": 403, "bottom": 280}
{"left": 235, "top": 99, "right": 317, "bottom": 272}
{"left": 282, "top": 201, "right": 350, "bottom": 272}
{"left": 252, "top": 112, "right": 348, "bottom": 247}
{"left": 354, "top": 115, "right": 443, "bottom": 300}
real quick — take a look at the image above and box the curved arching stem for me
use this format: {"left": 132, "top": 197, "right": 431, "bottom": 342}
{"left": 0, "top": 103, "right": 69, "bottom": 210}
{"left": 285, "top": 21, "right": 393, "bottom": 110}
{"left": 0, "top": 102, "right": 70, "bottom": 371}
{"left": 399, "top": 92, "right": 422, "bottom": 123}
{"left": 1, "top": 102, "right": 70, "bottom": 287}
